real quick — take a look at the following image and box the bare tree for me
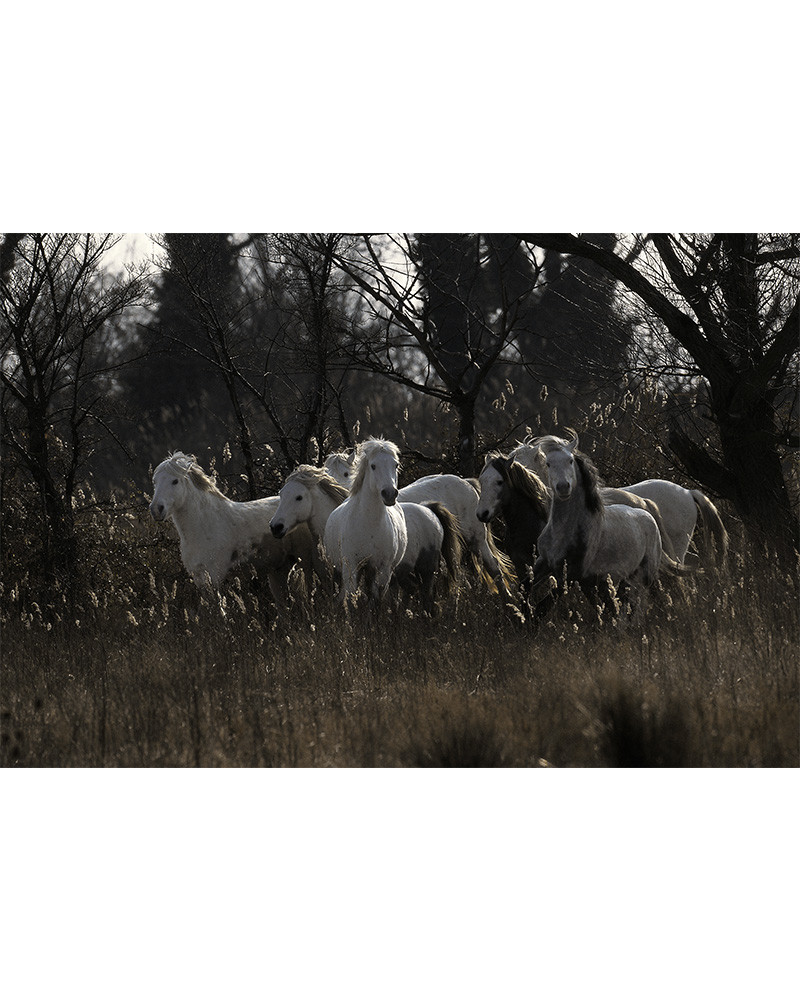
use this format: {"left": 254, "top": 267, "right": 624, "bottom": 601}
{"left": 518, "top": 233, "right": 800, "bottom": 559}
{"left": 246, "top": 234, "right": 360, "bottom": 469}
{"left": 1, "top": 233, "right": 150, "bottom": 575}
{"left": 332, "top": 234, "right": 543, "bottom": 476}
{"left": 139, "top": 234, "right": 363, "bottom": 489}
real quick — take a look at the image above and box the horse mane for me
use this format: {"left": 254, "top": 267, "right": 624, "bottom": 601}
{"left": 322, "top": 451, "right": 355, "bottom": 470}
{"left": 504, "top": 459, "right": 551, "bottom": 515}
{"left": 350, "top": 438, "right": 401, "bottom": 495}
{"left": 529, "top": 432, "right": 574, "bottom": 457}
{"left": 287, "top": 464, "right": 349, "bottom": 504}
{"left": 573, "top": 450, "right": 604, "bottom": 515}
{"left": 167, "top": 451, "right": 228, "bottom": 499}
{"left": 464, "top": 477, "right": 480, "bottom": 497}
{"left": 325, "top": 449, "right": 354, "bottom": 466}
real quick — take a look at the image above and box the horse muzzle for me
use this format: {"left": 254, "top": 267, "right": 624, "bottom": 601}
{"left": 381, "top": 488, "right": 398, "bottom": 505}
{"left": 270, "top": 522, "right": 285, "bottom": 539}
{"left": 476, "top": 508, "right": 493, "bottom": 523}
{"left": 150, "top": 502, "right": 167, "bottom": 521}
{"left": 554, "top": 483, "right": 572, "bottom": 500}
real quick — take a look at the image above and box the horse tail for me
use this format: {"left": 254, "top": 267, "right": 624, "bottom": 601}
{"left": 424, "top": 501, "right": 464, "bottom": 587}
{"left": 690, "top": 490, "right": 728, "bottom": 567}
{"left": 660, "top": 551, "right": 701, "bottom": 577}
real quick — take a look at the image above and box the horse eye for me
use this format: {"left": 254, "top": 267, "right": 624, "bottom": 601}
{"left": 296, "top": 495, "right": 303, "bottom": 501}
{"left": 343, "top": 472, "right": 349, "bottom": 478}
{"left": 172, "top": 479, "right": 179, "bottom": 485}
{"left": 371, "top": 463, "right": 376, "bottom": 470}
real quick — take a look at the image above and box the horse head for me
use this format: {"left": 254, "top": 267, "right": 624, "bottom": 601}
{"left": 271, "top": 472, "right": 312, "bottom": 539}
{"left": 352, "top": 439, "right": 401, "bottom": 506}
{"left": 323, "top": 449, "right": 356, "bottom": 489}
{"left": 477, "top": 454, "right": 512, "bottom": 522}
{"left": 150, "top": 453, "right": 194, "bottom": 521}
{"left": 541, "top": 443, "right": 577, "bottom": 501}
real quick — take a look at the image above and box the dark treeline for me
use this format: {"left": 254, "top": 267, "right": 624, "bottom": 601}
{"left": 2, "top": 233, "right": 798, "bottom": 584}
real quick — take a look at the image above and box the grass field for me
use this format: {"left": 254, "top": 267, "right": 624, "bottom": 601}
{"left": 2, "top": 496, "right": 797, "bottom": 768}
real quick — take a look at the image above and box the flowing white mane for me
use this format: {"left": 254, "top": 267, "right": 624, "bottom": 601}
{"left": 286, "top": 464, "right": 349, "bottom": 504}
{"left": 160, "top": 451, "right": 227, "bottom": 499}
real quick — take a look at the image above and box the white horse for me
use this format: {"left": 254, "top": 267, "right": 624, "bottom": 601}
{"left": 149, "top": 452, "right": 315, "bottom": 605}
{"left": 324, "top": 450, "right": 517, "bottom": 597}
{"left": 322, "top": 439, "right": 408, "bottom": 605}
{"left": 510, "top": 433, "right": 728, "bottom": 565}
{"left": 277, "top": 463, "right": 462, "bottom": 611}
{"left": 532, "top": 437, "right": 690, "bottom": 616}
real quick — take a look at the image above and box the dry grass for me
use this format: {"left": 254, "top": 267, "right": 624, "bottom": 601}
{"left": 1, "top": 491, "right": 797, "bottom": 767}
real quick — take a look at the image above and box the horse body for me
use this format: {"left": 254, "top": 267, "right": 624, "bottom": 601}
{"left": 325, "top": 453, "right": 516, "bottom": 597}
{"left": 476, "top": 455, "right": 550, "bottom": 589}
{"left": 322, "top": 439, "right": 408, "bottom": 604}
{"left": 537, "top": 499, "right": 662, "bottom": 590}
{"left": 150, "top": 453, "right": 314, "bottom": 604}
{"left": 618, "top": 479, "right": 727, "bottom": 565}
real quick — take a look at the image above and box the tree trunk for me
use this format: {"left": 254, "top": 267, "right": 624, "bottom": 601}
{"left": 671, "top": 387, "right": 798, "bottom": 563}
{"left": 26, "top": 403, "right": 77, "bottom": 578}
{"left": 717, "top": 404, "right": 798, "bottom": 560}
{"left": 455, "top": 395, "right": 476, "bottom": 478}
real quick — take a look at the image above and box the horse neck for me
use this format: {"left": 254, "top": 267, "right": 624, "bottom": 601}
{"left": 548, "top": 477, "right": 601, "bottom": 537}
{"left": 503, "top": 484, "right": 547, "bottom": 539}
{"left": 170, "top": 485, "right": 231, "bottom": 542}
{"left": 309, "top": 489, "right": 342, "bottom": 539}
{"left": 349, "top": 475, "right": 389, "bottom": 516}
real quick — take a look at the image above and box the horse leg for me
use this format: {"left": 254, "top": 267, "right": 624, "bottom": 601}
{"left": 338, "top": 565, "right": 360, "bottom": 607}
{"left": 529, "top": 557, "right": 559, "bottom": 619}
{"left": 189, "top": 566, "right": 227, "bottom": 617}
{"left": 266, "top": 568, "right": 291, "bottom": 608}
{"left": 580, "top": 576, "right": 618, "bottom": 625}
{"left": 415, "top": 548, "right": 440, "bottom": 615}
{"left": 311, "top": 544, "right": 335, "bottom": 599}
{"left": 392, "top": 564, "right": 417, "bottom": 610}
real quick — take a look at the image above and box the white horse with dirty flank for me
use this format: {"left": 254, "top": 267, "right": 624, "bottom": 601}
{"left": 149, "top": 452, "right": 315, "bottom": 605}
{"left": 533, "top": 436, "right": 693, "bottom": 618}
{"left": 324, "top": 450, "right": 517, "bottom": 597}
{"left": 510, "top": 432, "right": 728, "bottom": 566}
{"left": 322, "top": 439, "right": 408, "bottom": 605}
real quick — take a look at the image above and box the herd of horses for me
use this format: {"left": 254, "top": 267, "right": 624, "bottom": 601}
{"left": 149, "top": 431, "right": 729, "bottom": 622}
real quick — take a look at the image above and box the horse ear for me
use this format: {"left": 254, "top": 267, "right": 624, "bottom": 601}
{"left": 565, "top": 429, "right": 579, "bottom": 453}
{"left": 347, "top": 449, "right": 356, "bottom": 465}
